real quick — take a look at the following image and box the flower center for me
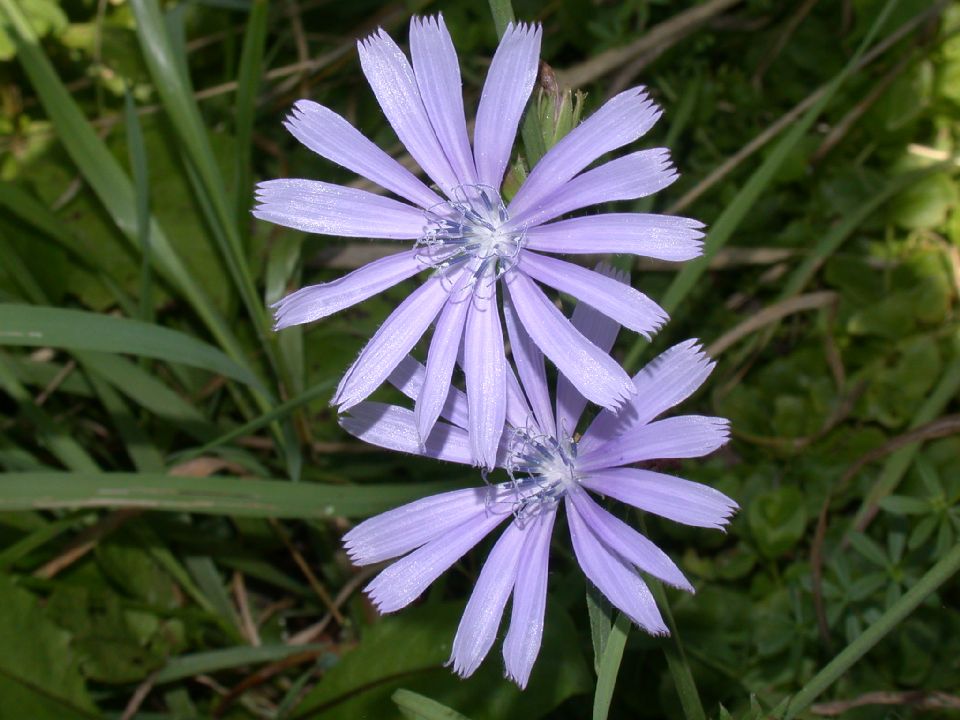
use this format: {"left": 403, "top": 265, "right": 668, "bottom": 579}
{"left": 494, "top": 426, "right": 581, "bottom": 524}
{"left": 417, "top": 185, "right": 525, "bottom": 286}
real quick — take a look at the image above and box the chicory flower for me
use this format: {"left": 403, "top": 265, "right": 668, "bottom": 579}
{"left": 339, "top": 276, "right": 735, "bottom": 687}
{"left": 255, "top": 15, "right": 704, "bottom": 467}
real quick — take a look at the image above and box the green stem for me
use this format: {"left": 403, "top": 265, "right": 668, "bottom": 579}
{"left": 593, "top": 611, "right": 630, "bottom": 720}
{"left": 783, "top": 541, "right": 960, "bottom": 719}
{"left": 650, "top": 580, "right": 706, "bottom": 720}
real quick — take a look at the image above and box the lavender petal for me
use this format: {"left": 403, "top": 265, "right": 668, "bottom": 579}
{"left": 473, "top": 22, "right": 542, "bottom": 189}
{"left": 389, "top": 356, "right": 469, "bottom": 431}
{"left": 525, "top": 213, "right": 704, "bottom": 260}
{"left": 555, "top": 264, "right": 625, "bottom": 437}
{"left": 519, "top": 252, "right": 667, "bottom": 339}
{"left": 502, "top": 508, "right": 556, "bottom": 688}
{"left": 580, "top": 339, "right": 715, "bottom": 453}
{"left": 449, "top": 520, "right": 525, "bottom": 678}
{"left": 272, "top": 250, "right": 423, "bottom": 329}
{"left": 254, "top": 179, "right": 427, "bottom": 238}
{"left": 509, "top": 88, "right": 661, "bottom": 219}
{"left": 566, "top": 494, "right": 668, "bottom": 635}
{"left": 284, "top": 100, "right": 442, "bottom": 209}
{"left": 507, "top": 149, "right": 677, "bottom": 229}
{"left": 365, "top": 509, "right": 508, "bottom": 613}
{"left": 334, "top": 273, "right": 453, "bottom": 409}
{"left": 578, "top": 415, "right": 730, "bottom": 471}
{"left": 464, "top": 282, "right": 507, "bottom": 469}
{"left": 344, "top": 486, "right": 491, "bottom": 565}
{"left": 339, "top": 402, "right": 472, "bottom": 465}
{"left": 357, "top": 29, "right": 459, "bottom": 196}
{"left": 503, "top": 289, "right": 556, "bottom": 437}
{"left": 569, "top": 489, "right": 693, "bottom": 592}
{"left": 581, "top": 467, "right": 738, "bottom": 529}
{"left": 409, "top": 15, "right": 477, "bottom": 186}
{"left": 417, "top": 289, "right": 470, "bottom": 441}
{"left": 505, "top": 271, "right": 634, "bottom": 410}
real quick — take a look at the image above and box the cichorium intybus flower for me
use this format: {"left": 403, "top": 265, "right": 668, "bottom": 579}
{"left": 254, "top": 14, "right": 705, "bottom": 468}
{"left": 338, "top": 275, "right": 736, "bottom": 687}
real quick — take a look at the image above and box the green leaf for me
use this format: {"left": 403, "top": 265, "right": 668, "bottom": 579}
{"left": 0, "top": 472, "right": 468, "bottom": 519}
{"left": 878, "top": 495, "right": 929, "bottom": 515}
{"left": 889, "top": 172, "right": 959, "bottom": 230}
{"left": 295, "top": 602, "right": 590, "bottom": 720}
{"left": 586, "top": 583, "right": 613, "bottom": 676}
{"left": 0, "top": 574, "right": 98, "bottom": 719}
{"left": 393, "top": 689, "right": 474, "bottom": 720}
{"left": 623, "top": 0, "right": 902, "bottom": 370}
{"left": 0, "top": 304, "right": 265, "bottom": 394}
{"left": 783, "top": 542, "right": 960, "bottom": 718}
{"left": 748, "top": 487, "right": 807, "bottom": 559}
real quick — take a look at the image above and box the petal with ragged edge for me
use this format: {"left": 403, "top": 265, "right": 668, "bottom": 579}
{"left": 509, "top": 87, "right": 661, "bottom": 218}
{"left": 343, "top": 486, "right": 491, "bottom": 565}
{"left": 409, "top": 14, "right": 477, "bottom": 186}
{"left": 272, "top": 250, "right": 424, "bottom": 330}
{"left": 473, "top": 23, "right": 541, "bottom": 189}
{"left": 339, "top": 402, "right": 472, "bottom": 465}
{"left": 566, "top": 494, "right": 667, "bottom": 635}
{"left": 508, "top": 149, "right": 677, "bottom": 229}
{"left": 504, "top": 271, "right": 635, "bottom": 411}
{"left": 580, "top": 339, "right": 715, "bottom": 453}
{"left": 581, "top": 467, "right": 738, "bottom": 530}
{"left": 449, "top": 520, "right": 526, "bottom": 678}
{"left": 525, "top": 213, "right": 704, "bottom": 260}
{"left": 254, "top": 179, "right": 427, "bottom": 238}
{"left": 578, "top": 415, "right": 730, "bottom": 471}
{"left": 284, "top": 100, "right": 442, "bottom": 209}
{"left": 357, "top": 29, "right": 459, "bottom": 196}
{"left": 502, "top": 509, "right": 556, "bottom": 688}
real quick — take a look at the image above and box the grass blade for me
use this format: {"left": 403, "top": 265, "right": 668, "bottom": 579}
{"left": 623, "top": 0, "right": 901, "bottom": 370}
{"left": 128, "top": 0, "right": 271, "bottom": 342}
{"left": 84, "top": 368, "right": 165, "bottom": 472}
{"left": 783, "top": 541, "right": 960, "bottom": 719}
{"left": 0, "top": 0, "right": 250, "bottom": 373}
{"left": 170, "top": 379, "right": 334, "bottom": 463}
{"left": 155, "top": 644, "right": 326, "bottom": 684}
{"left": 0, "top": 304, "right": 266, "bottom": 393}
{"left": 233, "top": 0, "right": 269, "bottom": 236}
{"left": 0, "top": 472, "right": 468, "bottom": 518}
{"left": 124, "top": 88, "right": 153, "bottom": 324}
{"left": 0, "top": 354, "right": 100, "bottom": 472}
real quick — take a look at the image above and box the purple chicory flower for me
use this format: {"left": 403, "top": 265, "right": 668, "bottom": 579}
{"left": 338, "top": 276, "right": 736, "bottom": 688}
{"left": 254, "top": 14, "right": 705, "bottom": 468}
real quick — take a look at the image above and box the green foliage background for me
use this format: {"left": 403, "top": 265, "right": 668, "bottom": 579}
{"left": 0, "top": 0, "right": 959, "bottom": 718}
